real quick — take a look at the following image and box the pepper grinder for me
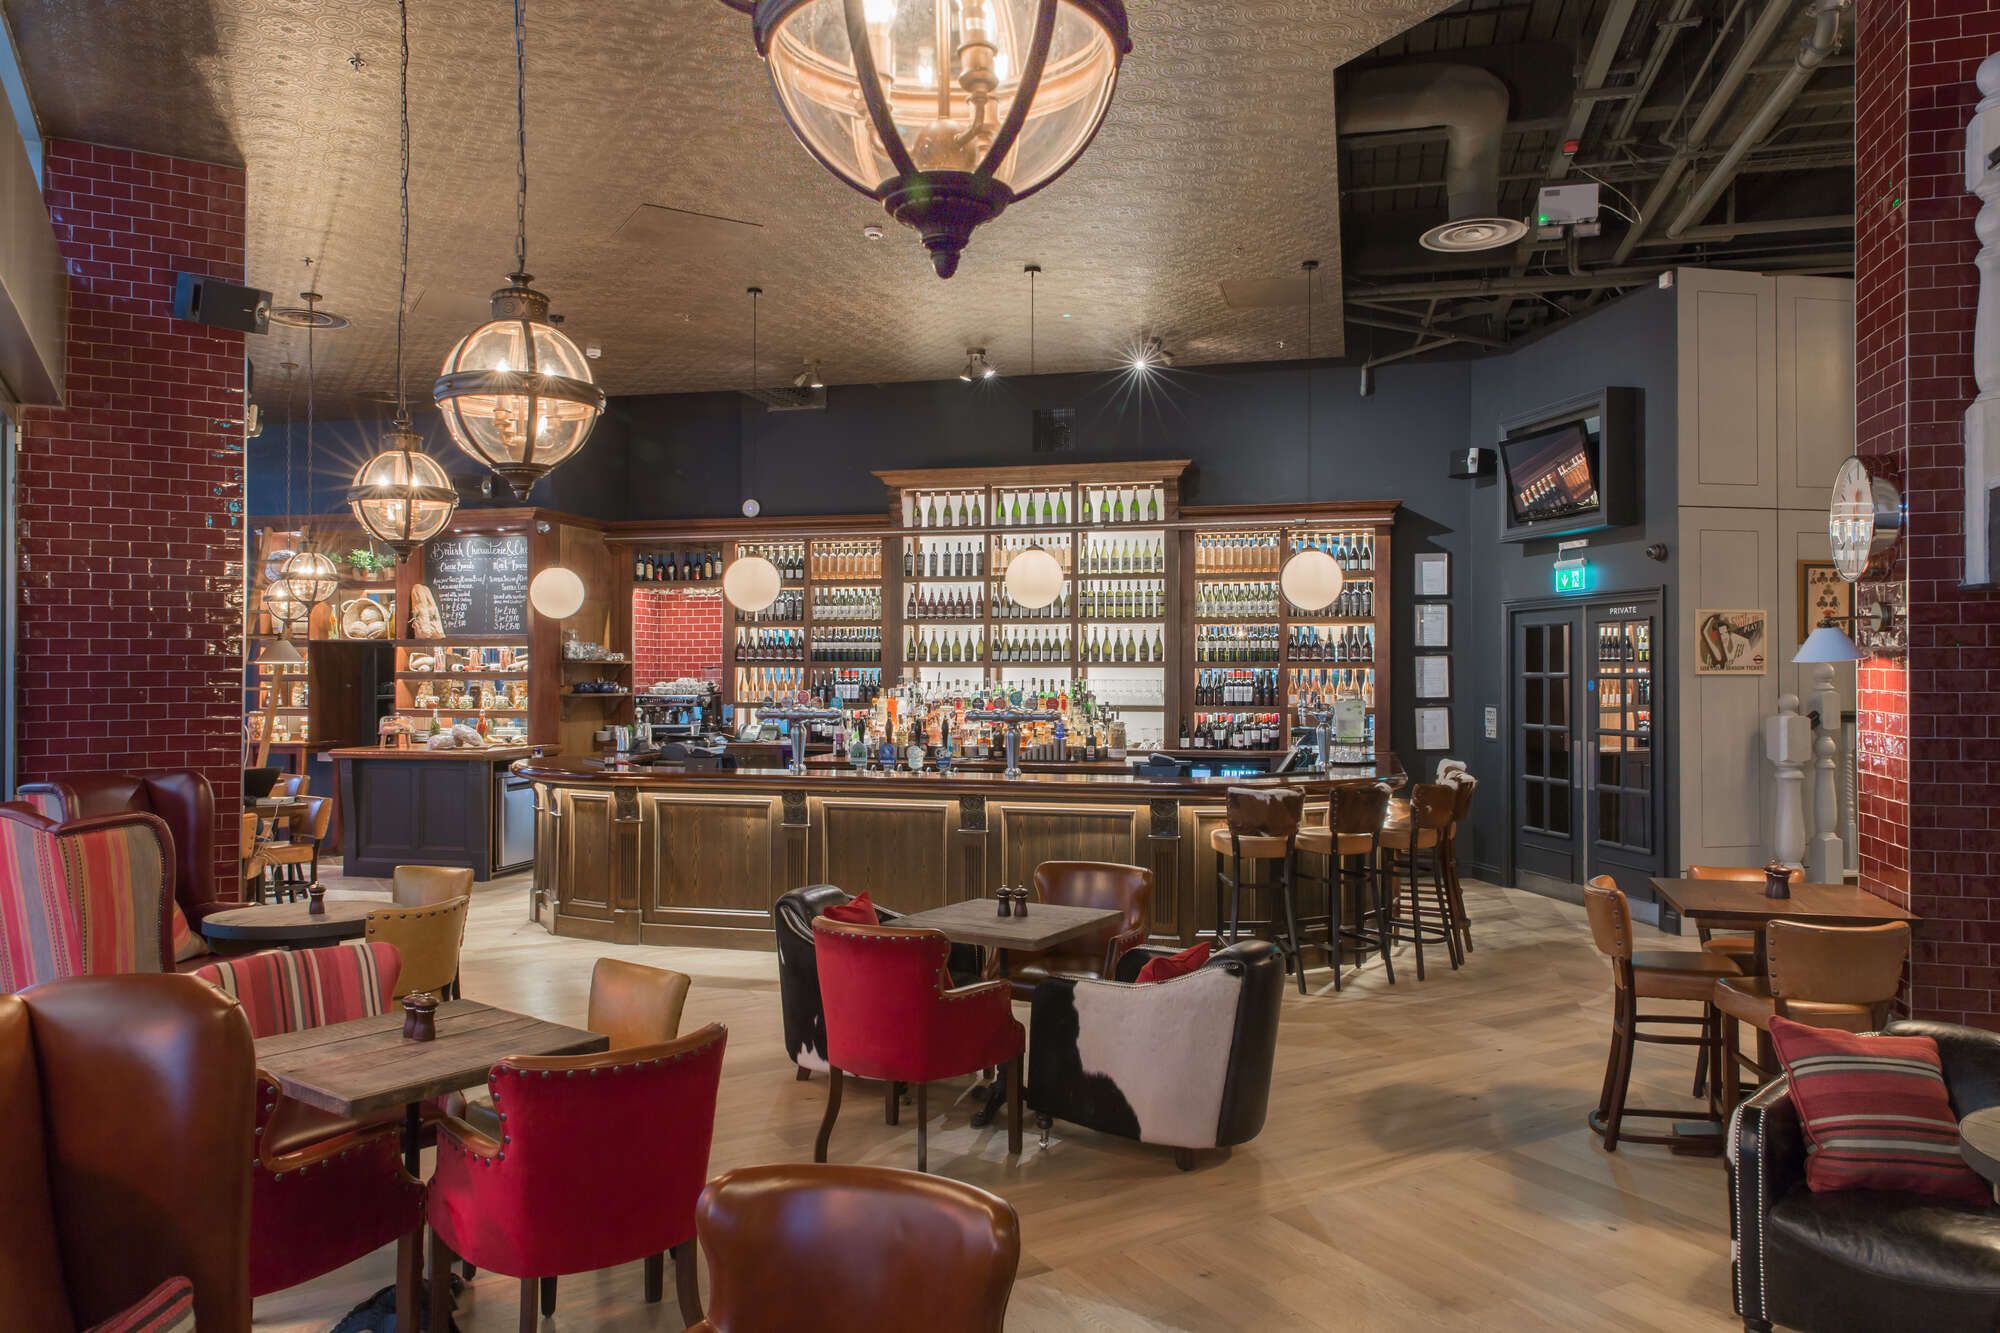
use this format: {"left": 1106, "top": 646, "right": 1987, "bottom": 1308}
{"left": 306, "top": 883, "right": 327, "bottom": 917}
{"left": 1011, "top": 886, "right": 1030, "bottom": 917}
{"left": 996, "top": 885, "right": 1014, "bottom": 918}
{"left": 402, "top": 991, "right": 438, "bottom": 1042}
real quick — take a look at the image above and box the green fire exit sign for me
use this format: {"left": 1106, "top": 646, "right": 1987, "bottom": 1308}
{"left": 1554, "top": 557, "right": 1588, "bottom": 594}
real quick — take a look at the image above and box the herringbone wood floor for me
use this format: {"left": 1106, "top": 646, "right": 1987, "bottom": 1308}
{"left": 256, "top": 874, "right": 1737, "bottom": 1331}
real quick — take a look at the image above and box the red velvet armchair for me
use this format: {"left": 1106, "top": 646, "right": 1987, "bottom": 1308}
{"left": 189, "top": 941, "right": 425, "bottom": 1298}
{"left": 812, "top": 917, "right": 1024, "bottom": 1172}
{"left": 0, "top": 804, "right": 175, "bottom": 992}
{"left": 19, "top": 771, "right": 231, "bottom": 924}
{"left": 427, "top": 1023, "right": 728, "bottom": 1332}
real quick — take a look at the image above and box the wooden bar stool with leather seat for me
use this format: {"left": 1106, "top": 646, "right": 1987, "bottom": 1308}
{"left": 1439, "top": 775, "right": 1478, "bottom": 959}
{"left": 1209, "top": 786, "right": 1313, "bottom": 993}
{"left": 1714, "top": 919, "right": 1911, "bottom": 1117}
{"left": 1583, "top": 876, "right": 1739, "bottom": 1151}
{"left": 1295, "top": 782, "right": 1395, "bottom": 990}
{"left": 1378, "top": 783, "right": 1461, "bottom": 980}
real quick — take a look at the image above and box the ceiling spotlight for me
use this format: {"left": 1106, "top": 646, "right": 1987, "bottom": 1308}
{"left": 1129, "top": 336, "right": 1172, "bottom": 371}
{"left": 961, "top": 348, "right": 995, "bottom": 382}
{"left": 795, "top": 359, "right": 824, "bottom": 390}
{"left": 862, "top": 224, "right": 885, "bottom": 241}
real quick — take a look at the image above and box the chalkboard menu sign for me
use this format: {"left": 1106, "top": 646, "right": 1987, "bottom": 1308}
{"left": 424, "top": 533, "right": 530, "bottom": 636}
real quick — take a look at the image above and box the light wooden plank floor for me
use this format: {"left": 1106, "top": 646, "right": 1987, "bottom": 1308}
{"left": 253, "top": 874, "right": 1737, "bottom": 1331}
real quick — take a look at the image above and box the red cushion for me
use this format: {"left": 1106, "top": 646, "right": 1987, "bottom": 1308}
{"left": 1769, "top": 1016, "right": 1994, "bottom": 1204}
{"left": 820, "top": 891, "right": 879, "bottom": 926}
{"left": 84, "top": 1276, "right": 195, "bottom": 1333}
{"left": 1136, "top": 942, "right": 1211, "bottom": 985}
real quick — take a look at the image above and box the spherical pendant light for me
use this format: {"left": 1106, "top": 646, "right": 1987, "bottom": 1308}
{"left": 1005, "top": 546, "right": 1064, "bottom": 609}
{"left": 281, "top": 548, "right": 341, "bottom": 609}
{"left": 261, "top": 580, "right": 310, "bottom": 634}
{"left": 349, "top": 430, "right": 459, "bottom": 559}
{"left": 720, "top": 0, "right": 1131, "bottom": 277}
{"left": 722, "top": 555, "right": 783, "bottom": 613}
{"left": 529, "top": 566, "right": 587, "bottom": 620}
{"left": 433, "top": 0, "right": 604, "bottom": 496}
{"left": 1280, "top": 547, "right": 1344, "bottom": 613}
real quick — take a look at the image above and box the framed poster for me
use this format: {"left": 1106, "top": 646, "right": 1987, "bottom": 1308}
{"left": 1415, "top": 706, "right": 1452, "bottom": 751}
{"left": 1797, "top": 560, "right": 1851, "bottom": 641}
{"left": 1694, "top": 608, "right": 1768, "bottom": 675}
{"left": 1415, "top": 654, "right": 1451, "bottom": 699}
{"left": 1415, "top": 603, "right": 1450, "bottom": 648}
{"left": 1414, "top": 552, "right": 1451, "bottom": 598}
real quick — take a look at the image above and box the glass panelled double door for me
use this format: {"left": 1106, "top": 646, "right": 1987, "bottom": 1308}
{"left": 1510, "top": 596, "right": 1664, "bottom": 893}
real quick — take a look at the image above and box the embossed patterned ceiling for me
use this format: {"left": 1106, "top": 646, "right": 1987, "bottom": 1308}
{"left": 4, "top": 0, "right": 1462, "bottom": 405}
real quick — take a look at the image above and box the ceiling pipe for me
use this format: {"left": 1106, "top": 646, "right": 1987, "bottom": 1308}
{"left": 1665, "top": 0, "right": 1847, "bottom": 238}
{"left": 1610, "top": 0, "right": 1798, "bottom": 264}
{"left": 1349, "top": 250, "right": 1853, "bottom": 299}
{"left": 1606, "top": 0, "right": 1703, "bottom": 148}
{"left": 1343, "top": 311, "right": 1509, "bottom": 349}
{"left": 1635, "top": 212, "right": 1854, "bottom": 244}
{"left": 1338, "top": 63, "right": 1516, "bottom": 246}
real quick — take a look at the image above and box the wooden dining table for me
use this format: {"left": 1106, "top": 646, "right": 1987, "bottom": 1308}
{"left": 1649, "top": 877, "right": 1919, "bottom": 973}
{"left": 201, "top": 897, "right": 375, "bottom": 948}
{"left": 255, "top": 999, "right": 606, "bottom": 1329}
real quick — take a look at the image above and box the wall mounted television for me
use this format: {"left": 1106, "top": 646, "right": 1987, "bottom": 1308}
{"left": 1496, "top": 387, "right": 1639, "bottom": 543}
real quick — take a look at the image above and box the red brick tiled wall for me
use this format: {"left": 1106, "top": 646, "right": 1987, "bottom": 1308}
{"left": 634, "top": 587, "right": 725, "bottom": 687}
{"left": 1855, "top": 0, "right": 2000, "bottom": 1024}
{"left": 17, "top": 140, "right": 247, "bottom": 898}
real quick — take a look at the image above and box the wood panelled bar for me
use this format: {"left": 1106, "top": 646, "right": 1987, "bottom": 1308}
{"left": 518, "top": 757, "right": 1400, "bottom": 950}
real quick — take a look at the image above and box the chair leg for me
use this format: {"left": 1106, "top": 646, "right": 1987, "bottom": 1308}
{"left": 1328, "top": 854, "right": 1344, "bottom": 992}
{"left": 814, "top": 1066, "right": 844, "bottom": 1162}
{"left": 462, "top": 1259, "right": 478, "bottom": 1279}
{"left": 1371, "top": 854, "right": 1396, "bottom": 984}
{"left": 1720, "top": 1016, "right": 1742, "bottom": 1119}
{"left": 673, "top": 1239, "right": 703, "bottom": 1326}
{"left": 1280, "top": 851, "right": 1306, "bottom": 995}
{"left": 644, "top": 1251, "right": 664, "bottom": 1304}
{"left": 1432, "top": 853, "right": 1461, "bottom": 970}
{"left": 1601, "top": 989, "right": 1637, "bottom": 1150}
{"left": 916, "top": 1081, "right": 928, "bottom": 1173}
{"left": 540, "top": 1275, "right": 557, "bottom": 1316}
{"left": 795, "top": 1065, "right": 812, "bottom": 1082}
{"left": 519, "top": 1277, "right": 538, "bottom": 1332}
{"left": 885, "top": 1078, "right": 900, "bottom": 1126}
{"left": 1212, "top": 860, "right": 1227, "bottom": 947}
{"left": 1007, "top": 1054, "right": 1023, "bottom": 1155}
{"left": 1174, "top": 1146, "right": 1197, "bottom": 1171}
{"left": 1404, "top": 852, "right": 1426, "bottom": 981}
{"left": 429, "top": 1229, "right": 455, "bottom": 1333}
{"left": 1228, "top": 851, "right": 1244, "bottom": 945}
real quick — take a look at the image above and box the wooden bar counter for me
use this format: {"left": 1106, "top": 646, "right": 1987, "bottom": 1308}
{"left": 513, "top": 755, "right": 1402, "bottom": 950}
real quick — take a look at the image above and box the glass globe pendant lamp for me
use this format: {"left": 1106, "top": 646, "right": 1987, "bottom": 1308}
{"left": 718, "top": 0, "right": 1131, "bottom": 277}
{"left": 351, "top": 0, "right": 460, "bottom": 559}
{"left": 260, "top": 579, "right": 311, "bottom": 636}
{"left": 280, "top": 285, "right": 341, "bottom": 611}
{"left": 434, "top": 0, "right": 604, "bottom": 495}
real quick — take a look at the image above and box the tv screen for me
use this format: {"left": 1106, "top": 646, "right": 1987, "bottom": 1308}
{"left": 1502, "top": 420, "right": 1602, "bottom": 527}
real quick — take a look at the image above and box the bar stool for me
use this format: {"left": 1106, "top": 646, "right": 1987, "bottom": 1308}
{"left": 1583, "top": 876, "right": 1739, "bottom": 1150}
{"left": 1209, "top": 786, "right": 1311, "bottom": 993}
{"left": 1714, "top": 919, "right": 1910, "bottom": 1116}
{"left": 1296, "top": 782, "right": 1395, "bottom": 990}
{"left": 1439, "top": 774, "right": 1478, "bottom": 959}
{"left": 1378, "top": 783, "right": 1459, "bottom": 980}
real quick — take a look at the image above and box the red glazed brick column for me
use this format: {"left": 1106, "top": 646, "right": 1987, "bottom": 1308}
{"left": 16, "top": 140, "right": 247, "bottom": 899}
{"left": 633, "top": 587, "right": 725, "bottom": 686}
{"left": 1855, "top": 0, "right": 2000, "bottom": 1024}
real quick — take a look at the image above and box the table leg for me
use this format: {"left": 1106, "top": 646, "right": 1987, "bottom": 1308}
{"left": 397, "top": 1101, "right": 422, "bottom": 1330}
{"left": 972, "top": 948, "right": 1011, "bottom": 1130}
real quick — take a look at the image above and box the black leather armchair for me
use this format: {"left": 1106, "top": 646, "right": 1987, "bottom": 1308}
{"left": 773, "top": 885, "right": 981, "bottom": 1077}
{"left": 1027, "top": 940, "right": 1282, "bottom": 1170}
{"left": 1729, "top": 1019, "right": 2000, "bottom": 1331}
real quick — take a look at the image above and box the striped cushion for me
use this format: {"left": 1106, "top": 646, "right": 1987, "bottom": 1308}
{"left": 0, "top": 813, "right": 81, "bottom": 992}
{"left": 83, "top": 1277, "right": 195, "bottom": 1333}
{"left": 192, "top": 941, "right": 401, "bottom": 1038}
{"left": 167, "top": 899, "right": 202, "bottom": 963}
{"left": 56, "top": 819, "right": 170, "bottom": 976}
{"left": 1770, "top": 1016, "right": 1994, "bottom": 1204}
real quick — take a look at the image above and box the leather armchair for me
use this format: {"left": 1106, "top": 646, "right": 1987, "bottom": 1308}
{"left": 773, "top": 884, "right": 979, "bottom": 1076}
{"left": 1730, "top": 1018, "right": 2000, "bottom": 1331}
{"left": 0, "top": 972, "right": 255, "bottom": 1332}
{"left": 988, "top": 861, "right": 1152, "bottom": 1000}
{"left": 688, "top": 1163, "right": 1020, "bottom": 1333}
{"left": 0, "top": 804, "right": 174, "bottom": 990}
{"left": 365, "top": 896, "right": 470, "bottom": 999}
{"left": 1028, "top": 940, "right": 1284, "bottom": 1170}
{"left": 18, "top": 771, "right": 230, "bottom": 923}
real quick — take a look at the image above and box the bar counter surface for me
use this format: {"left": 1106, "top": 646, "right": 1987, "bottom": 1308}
{"left": 514, "top": 754, "right": 1403, "bottom": 949}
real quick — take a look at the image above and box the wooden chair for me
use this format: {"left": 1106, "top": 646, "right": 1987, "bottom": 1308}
{"left": 1379, "top": 783, "right": 1460, "bottom": 979}
{"left": 1685, "top": 863, "right": 1801, "bottom": 963}
{"left": 364, "top": 897, "right": 471, "bottom": 1000}
{"left": 260, "top": 796, "right": 333, "bottom": 902}
{"left": 1209, "top": 787, "right": 1312, "bottom": 993}
{"left": 392, "top": 864, "right": 475, "bottom": 908}
{"left": 688, "top": 1164, "right": 1019, "bottom": 1333}
{"left": 1582, "top": 876, "right": 1739, "bottom": 1150}
{"left": 280, "top": 774, "right": 309, "bottom": 798}
{"left": 240, "top": 812, "right": 272, "bottom": 904}
{"left": 1715, "top": 919, "right": 1911, "bottom": 1116}
{"left": 1295, "top": 781, "right": 1394, "bottom": 989}
{"left": 1440, "top": 774, "right": 1478, "bottom": 958}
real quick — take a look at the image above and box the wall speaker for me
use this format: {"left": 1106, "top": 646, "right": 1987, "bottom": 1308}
{"left": 1032, "top": 406, "right": 1075, "bottom": 453}
{"left": 172, "top": 272, "right": 271, "bottom": 335}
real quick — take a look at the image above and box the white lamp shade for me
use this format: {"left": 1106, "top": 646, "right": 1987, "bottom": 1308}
{"left": 1794, "top": 625, "right": 1863, "bottom": 663}
{"left": 1005, "top": 547, "right": 1065, "bottom": 610}
{"left": 258, "top": 637, "right": 305, "bottom": 666}
{"left": 529, "top": 566, "right": 586, "bottom": 620}
{"left": 722, "top": 555, "right": 783, "bottom": 613}
{"left": 1280, "top": 548, "right": 1345, "bottom": 612}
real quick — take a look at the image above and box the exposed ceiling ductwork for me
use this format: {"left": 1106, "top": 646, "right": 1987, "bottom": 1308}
{"left": 1337, "top": 62, "right": 1528, "bottom": 253}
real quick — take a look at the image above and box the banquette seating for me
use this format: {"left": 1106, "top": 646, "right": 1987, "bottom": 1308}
{"left": 0, "top": 802, "right": 181, "bottom": 991}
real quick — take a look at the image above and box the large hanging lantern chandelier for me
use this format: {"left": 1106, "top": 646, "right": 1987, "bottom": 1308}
{"left": 352, "top": 0, "right": 458, "bottom": 559}
{"left": 718, "top": 0, "right": 1131, "bottom": 278}
{"left": 433, "top": 0, "right": 604, "bottom": 497}
{"left": 280, "top": 284, "right": 342, "bottom": 612}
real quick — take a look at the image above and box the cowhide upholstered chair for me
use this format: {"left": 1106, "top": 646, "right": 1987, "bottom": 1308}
{"left": 1026, "top": 939, "right": 1284, "bottom": 1170}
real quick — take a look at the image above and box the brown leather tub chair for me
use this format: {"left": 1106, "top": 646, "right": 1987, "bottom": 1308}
{"left": 989, "top": 861, "right": 1153, "bottom": 999}
{"left": 0, "top": 972, "right": 255, "bottom": 1332}
{"left": 689, "top": 1163, "right": 1020, "bottom": 1333}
